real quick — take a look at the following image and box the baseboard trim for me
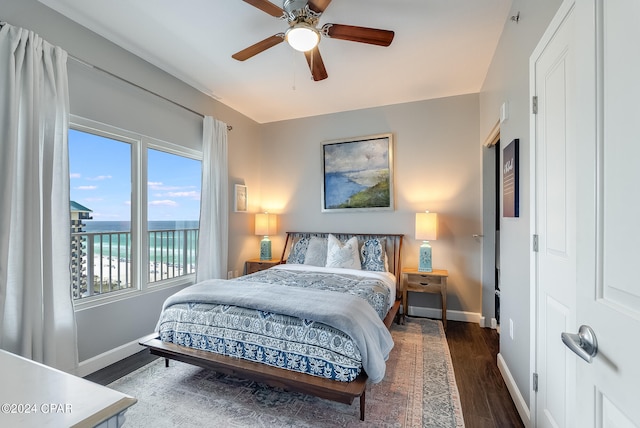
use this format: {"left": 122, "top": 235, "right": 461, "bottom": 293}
{"left": 407, "top": 306, "right": 481, "bottom": 324}
{"left": 497, "top": 353, "right": 530, "bottom": 427}
{"left": 76, "top": 337, "right": 148, "bottom": 377}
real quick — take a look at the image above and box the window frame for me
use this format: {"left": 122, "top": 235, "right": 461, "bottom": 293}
{"left": 70, "top": 115, "right": 202, "bottom": 310}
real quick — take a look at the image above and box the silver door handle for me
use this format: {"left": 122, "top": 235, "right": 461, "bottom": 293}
{"left": 561, "top": 325, "right": 598, "bottom": 363}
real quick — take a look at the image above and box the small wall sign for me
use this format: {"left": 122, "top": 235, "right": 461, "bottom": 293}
{"left": 503, "top": 139, "right": 519, "bottom": 218}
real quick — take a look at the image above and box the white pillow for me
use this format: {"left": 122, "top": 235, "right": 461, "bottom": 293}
{"left": 326, "top": 234, "right": 362, "bottom": 270}
{"left": 304, "top": 236, "right": 328, "bottom": 266}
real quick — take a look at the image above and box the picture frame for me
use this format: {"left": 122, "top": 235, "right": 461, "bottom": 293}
{"left": 503, "top": 139, "right": 519, "bottom": 217}
{"left": 321, "top": 133, "right": 394, "bottom": 212}
{"left": 234, "top": 184, "right": 247, "bottom": 213}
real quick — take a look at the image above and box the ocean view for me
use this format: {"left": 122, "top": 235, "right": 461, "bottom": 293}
{"left": 84, "top": 220, "right": 199, "bottom": 233}
{"left": 73, "top": 221, "right": 200, "bottom": 295}
{"left": 81, "top": 220, "right": 199, "bottom": 265}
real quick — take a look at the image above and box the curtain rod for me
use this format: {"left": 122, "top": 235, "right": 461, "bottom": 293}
{"left": 69, "top": 56, "right": 232, "bottom": 131}
{"left": 1, "top": 19, "right": 231, "bottom": 131}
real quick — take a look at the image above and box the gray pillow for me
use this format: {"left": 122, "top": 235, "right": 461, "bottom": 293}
{"left": 304, "top": 236, "right": 328, "bottom": 266}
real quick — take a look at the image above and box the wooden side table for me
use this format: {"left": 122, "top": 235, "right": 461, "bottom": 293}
{"left": 402, "top": 268, "right": 449, "bottom": 329}
{"left": 244, "top": 258, "right": 281, "bottom": 275}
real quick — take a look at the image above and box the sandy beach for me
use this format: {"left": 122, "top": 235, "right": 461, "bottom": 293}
{"left": 84, "top": 255, "right": 195, "bottom": 284}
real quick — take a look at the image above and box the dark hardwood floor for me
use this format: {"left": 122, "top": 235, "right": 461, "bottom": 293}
{"left": 86, "top": 319, "right": 523, "bottom": 427}
{"left": 84, "top": 350, "right": 158, "bottom": 386}
{"left": 445, "top": 319, "right": 524, "bottom": 428}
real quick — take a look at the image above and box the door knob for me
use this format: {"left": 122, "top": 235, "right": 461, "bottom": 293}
{"left": 561, "top": 325, "right": 598, "bottom": 363}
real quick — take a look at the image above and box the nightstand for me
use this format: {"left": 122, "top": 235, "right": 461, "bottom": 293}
{"left": 244, "top": 258, "right": 281, "bottom": 275}
{"left": 401, "top": 268, "right": 449, "bottom": 329}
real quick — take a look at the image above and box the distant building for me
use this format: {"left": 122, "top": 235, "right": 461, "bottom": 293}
{"left": 70, "top": 201, "right": 92, "bottom": 299}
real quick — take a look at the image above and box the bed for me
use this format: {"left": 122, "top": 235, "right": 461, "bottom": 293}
{"left": 139, "top": 232, "right": 403, "bottom": 421}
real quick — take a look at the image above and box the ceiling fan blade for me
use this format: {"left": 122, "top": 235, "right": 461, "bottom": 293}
{"left": 322, "top": 24, "right": 394, "bottom": 47}
{"left": 242, "top": 0, "right": 285, "bottom": 18}
{"left": 308, "top": 0, "right": 332, "bottom": 14}
{"left": 232, "top": 34, "right": 285, "bottom": 61}
{"left": 304, "top": 47, "right": 328, "bottom": 81}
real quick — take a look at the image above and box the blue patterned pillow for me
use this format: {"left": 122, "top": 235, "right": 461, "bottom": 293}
{"left": 360, "top": 238, "right": 386, "bottom": 272}
{"left": 286, "top": 237, "right": 309, "bottom": 264}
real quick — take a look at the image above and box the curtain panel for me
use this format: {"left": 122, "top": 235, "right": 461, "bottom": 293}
{"left": 196, "top": 116, "right": 229, "bottom": 281}
{"left": 0, "top": 22, "right": 78, "bottom": 372}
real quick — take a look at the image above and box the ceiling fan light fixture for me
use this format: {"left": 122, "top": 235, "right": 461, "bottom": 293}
{"left": 286, "top": 23, "right": 320, "bottom": 52}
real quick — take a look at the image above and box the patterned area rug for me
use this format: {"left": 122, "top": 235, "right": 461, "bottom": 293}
{"left": 109, "top": 318, "right": 464, "bottom": 427}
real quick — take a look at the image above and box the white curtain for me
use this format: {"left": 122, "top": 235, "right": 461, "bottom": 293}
{"left": 196, "top": 116, "right": 229, "bottom": 281}
{"left": 0, "top": 23, "right": 78, "bottom": 372}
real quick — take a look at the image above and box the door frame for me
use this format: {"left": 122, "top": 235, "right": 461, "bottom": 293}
{"left": 481, "top": 121, "right": 500, "bottom": 329}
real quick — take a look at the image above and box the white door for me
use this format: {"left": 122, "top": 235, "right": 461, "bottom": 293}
{"left": 574, "top": 0, "right": 640, "bottom": 426}
{"left": 532, "top": 2, "right": 578, "bottom": 426}
{"left": 534, "top": 0, "right": 640, "bottom": 427}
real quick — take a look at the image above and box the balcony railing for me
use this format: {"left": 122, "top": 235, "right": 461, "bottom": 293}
{"left": 71, "top": 228, "right": 199, "bottom": 300}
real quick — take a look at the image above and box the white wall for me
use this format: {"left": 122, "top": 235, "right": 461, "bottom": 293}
{"left": 479, "top": 0, "right": 563, "bottom": 410}
{"left": 258, "top": 95, "right": 483, "bottom": 319}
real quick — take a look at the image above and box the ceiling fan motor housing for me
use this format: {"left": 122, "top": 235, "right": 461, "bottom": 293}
{"left": 283, "top": 0, "right": 320, "bottom": 24}
{"left": 283, "top": 0, "right": 308, "bottom": 14}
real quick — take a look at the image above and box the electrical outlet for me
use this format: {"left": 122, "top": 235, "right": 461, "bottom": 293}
{"left": 227, "top": 271, "right": 233, "bottom": 279}
{"left": 509, "top": 319, "right": 514, "bottom": 340}
{"left": 234, "top": 270, "right": 239, "bottom": 278}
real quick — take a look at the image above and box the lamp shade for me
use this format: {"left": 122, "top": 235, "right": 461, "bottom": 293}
{"left": 415, "top": 212, "right": 438, "bottom": 241}
{"left": 255, "top": 212, "right": 277, "bottom": 236}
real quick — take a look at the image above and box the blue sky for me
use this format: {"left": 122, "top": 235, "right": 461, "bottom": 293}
{"left": 69, "top": 129, "right": 201, "bottom": 221}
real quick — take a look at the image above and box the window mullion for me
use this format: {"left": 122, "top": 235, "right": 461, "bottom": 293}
{"left": 132, "top": 138, "right": 148, "bottom": 291}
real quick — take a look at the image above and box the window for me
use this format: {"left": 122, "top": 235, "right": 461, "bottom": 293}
{"left": 147, "top": 148, "right": 201, "bottom": 282}
{"left": 69, "top": 119, "right": 201, "bottom": 302}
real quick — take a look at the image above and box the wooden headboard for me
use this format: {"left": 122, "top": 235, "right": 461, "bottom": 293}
{"left": 280, "top": 232, "right": 404, "bottom": 296}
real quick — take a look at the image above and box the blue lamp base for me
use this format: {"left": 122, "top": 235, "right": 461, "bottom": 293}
{"left": 260, "top": 236, "right": 272, "bottom": 260}
{"left": 418, "top": 241, "right": 433, "bottom": 272}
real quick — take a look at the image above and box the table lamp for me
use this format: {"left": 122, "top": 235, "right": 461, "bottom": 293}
{"left": 255, "top": 212, "right": 277, "bottom": 260}
{"left": 415, "top": 211, "right": 438, "bottom": 272}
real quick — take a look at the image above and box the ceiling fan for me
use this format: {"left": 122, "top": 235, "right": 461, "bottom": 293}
{"left": 232, "top": 0, "right": 395, "bottom": 81}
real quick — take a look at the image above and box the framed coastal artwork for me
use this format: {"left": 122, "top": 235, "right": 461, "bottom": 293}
{"left": 234, "top": 184, "right": 247, "bottom": 212}
{"left": 321, "top": 133, "right": 394, "bottom": 212}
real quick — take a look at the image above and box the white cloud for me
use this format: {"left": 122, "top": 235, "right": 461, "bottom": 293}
{"left": 149, "top": 200, "right": 178, "bottom": 207}
{"left": 87, "top": 175, "right": 113, "bottom": 181}
{"left": 149, "top": 182, "right": 197, "bottom": 192}
{"left": 164, "top": 191, "right": 199, "bottom": 198}
{"left": 76, "top": 185, "right": 97, "bottom": 190}
{"left": 70, "top": 173, "right": 81, "bottom": 179}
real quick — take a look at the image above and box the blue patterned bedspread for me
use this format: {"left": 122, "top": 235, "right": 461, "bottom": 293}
{"left": 157, "top": 266, "right": 394, "bottom": 382}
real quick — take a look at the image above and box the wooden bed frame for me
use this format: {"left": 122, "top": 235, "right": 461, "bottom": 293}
{"left": 139, "top": 232, "right": 403, "bottom": 421}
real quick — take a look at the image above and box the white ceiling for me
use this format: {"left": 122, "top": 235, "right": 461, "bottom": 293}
{"left": 39, "top": 0, "right": 512, "bottom": 124}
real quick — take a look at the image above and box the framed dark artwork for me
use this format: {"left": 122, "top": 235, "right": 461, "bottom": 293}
{"left": 321, "top": 133, "right": 394, "bottom": 212}
{"left": 503, "top": 139, "right": 519, "bottom": 217}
